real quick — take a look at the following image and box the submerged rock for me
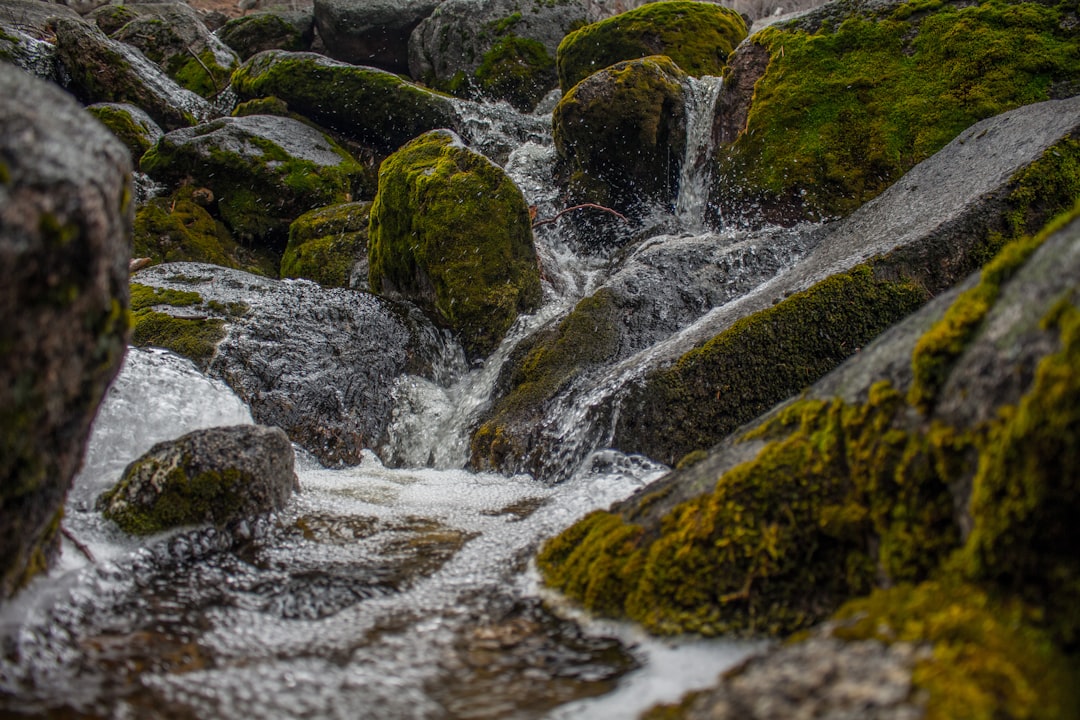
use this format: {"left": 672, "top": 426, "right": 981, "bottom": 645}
{"left": 217, "top": 11, "right": 315, "bottom": 60}
{"left": 99, "top": 425, "right": 298, "bottom": 535}
{"left": 315, "top": 0, "right": 440, "bottom": 74}
{"left": 368, "top": 130, "right": 542, "bottom": 360}
{"left": 556, "top": 0, "right": 747, "bottom": 92}
{"left": 0, "top": 65, "right": 131, "bottom": 597}
{"left": 140, "top": 114, "right": 369, "bottom": 247}
{"left": 131, "top": 262, "right": 465, "bottom": 466}
{"left": 281, "top": 201, "right": 372, "bottom": 290}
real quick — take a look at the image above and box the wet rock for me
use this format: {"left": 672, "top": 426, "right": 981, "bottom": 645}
{"left": 98, "top": 425, "right": 298, "bottom": 535}
{"left": 131, "top": 262, "right": 465, "bottom": 466}
{"left": 409, "top": 0, "right": 586, "bottom": 111}
{"left": 553, "top": 55, "right": 687, "bottom": 219}
{"left": 315, "top": 0, "right": 439, "bottom": 75}
{"left": 109, "top": 2, "right": 239, "bottom": 98}
{"left": 51, "top": 16, "right": 214, "bottom": 130}
{"left": 140, "top": 114, "right": 369, "bottom": 247}
{"left": 0, "top": 0, "right": 78, "bottom": 37}
{"left": 0, "top": 0, "right": 77, "bottom": 80}
{"left": 281, "top": 201, "right": 372, "bottom": 290}
{"left": 368, "top": 130, "right": 542, "bottom": 360}
{"left": 86, "top": 102, "right": 163, "bottom": 160}
{"left": 0, "top": 65, "right": 131, "bottom": 598}
{"left": 230, "top": 49, "right": 460, "bottom": 153}
{"left": 556, "top": 1, "right": 747, "bottom": 92}
{"left": 217, "top": 10, "right": 315, "bottom": 60}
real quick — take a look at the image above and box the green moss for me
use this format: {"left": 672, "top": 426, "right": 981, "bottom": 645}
{"left": 129, "top": 282, "right": 226, "bottom": 368}
{"left": 0, "top": 161, "right": 9, "bottom": 185}
{"left": 229, "top": 51, "right": 458, "bottom": 152}
{"left": 475, "top": 35, "right": 556, "bottom": 112}
{"left": 232, "top": 95, "right": 291, "bottom": 118}
{"left": 714, "top": 0, "right": 1080, "bottom": 225}
{"left": 368, "top": 130, "right": 541, "bottom": 359}
{"left": 470, "top": 288, "right": 621, "bottom": 470}
{"left": 90, "top": 4, "right": 139, "bottom": 35}
{"left": 129, "top": 283, "right": 202, "bottom": 311}
{"left": 280, "top": 201, "right": 371, "bottom": 287}
{"left": 169, "top": 48, "right": 231, "bottom": 98}
{"left": 540, "top": 381, "right": 962, "bottom": 636}
{"left": 556, "top": 1, "right": 747, "bottom": 91}
{"left": 614, "top": 264, "right": 930, "bottom": 465}
{"left": 834, "top": 581, "right": 1080, "bottom": 720}
{"left": 86, "top": 104, "right": 158, "bottom": 160}
{"left": 218, "top": 14, "right": 307, "bottom": 61}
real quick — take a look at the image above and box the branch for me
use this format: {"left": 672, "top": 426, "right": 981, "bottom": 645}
{"left": 61, "top": 525, "right": 95, "bottom": 564}
{"left": 531, "top": 203, "right": 628, "bottom": 229}
{"left": 185, "top": 46, "right": 221, "bottom": 97}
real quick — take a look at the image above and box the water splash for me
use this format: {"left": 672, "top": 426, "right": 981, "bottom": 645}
{"left": 675, "top": 76, "right": 724, "bottom": 233}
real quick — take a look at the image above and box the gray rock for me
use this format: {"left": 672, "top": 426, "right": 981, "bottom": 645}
{"left": 0, "top": 0, "right": 78, "bottom": 37}
{"left": 316, "top": 0, "right": 440, "bottom": 74}
{"left": 131, "top": 262, "right": 466, "bottom": 466}
{"left": 139, "top": 114, "right": 369, "bottom": 246}
{"left": 51, "top": 16, "right": 215, "bottom": 130}
{"left": 0, "top": 0, "right": 77, "bottom": 80}
{"left": 98, "top": 425, "right": 298, "bottom": 534}
{"left": 0, "top": 65, "right": 131, "bottom": 597}
{"left": 217, "top": 10, "right": 315, "bottom": 60}
{"left": 86, "top": 102, "right": 164, "bottom": 161}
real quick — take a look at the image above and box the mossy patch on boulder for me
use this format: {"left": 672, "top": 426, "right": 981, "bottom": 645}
{"left": 230, "top": 50, "right": 459, "bottom": 152}
{"left": 86, "top": 102, "right": 163, "bottom": 161}
{"left": 553, "top": 55, "right": 687, "bottom": 217}
{"left": 711, "top": 0, "right": 1080, "bottom": 227}
{"left": 129, "top": 282, "right": 243, "bottom": 369}
{"left": 281, "top": 201, "right": 372, "bottom": 289}
{"left": 368, "top": 130, "right": 541, "bottom": 359}
{"left": 473, "top": 34, "right": 557, "bottom": 112}
{"left": 218, "top": 12, "right": 313, "bottom": 61}
{"left": 556, "top": 1, "right": 747, "bottom": 92}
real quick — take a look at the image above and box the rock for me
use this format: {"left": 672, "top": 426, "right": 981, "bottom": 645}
{"left": 85, "top": 102, "right": 163, "bottom": 160}
{"left": 217, "top": 10, "right": 315, "bottom": 61}
{"left": 0, "top": 65, "right": 131, "bottom": 598}
{"left": 51, "top": 16, "right": 214, "bottom": 130}
{"left": 281, "top": 201, "right": 372, "bottom": 290}
{"left": 86, "top": 3, "right": 140, "bottom": 34}
{"left": 0, "top": 0, "right": 78, "bottom": 37}
{"left": 368, "top": 130, "right": 542, "bottom": 360}
{"left": 98, "top": 425, "right": 298, "bottom": 534}
{"left": 230, "top": 50, "right": 460, "bottom": 152}
{"left": 130, "top": 262, "right": 465, "bottom": 466}
{"left": 314, "top": 0, "right": 439, "bottom": 75}
{"left": 709, "top": 0, "right": 1080, "bottom": 227}
{"left": 408, "top": 0, "right": 587, "bottom": 111}
{"left": 553, "top": 55, "right": 688, "bottom": 218}
{"left": 139, "top": 114, "right": 369, "bottom": 247}
{"left": 556, "top": 1, "right": 747, "bottom": 92}
{"left": 0, "top": 0, "right": 78, "bottom": 80}
{"left": 109, "top": 2, "right": 239, "bottom": 98}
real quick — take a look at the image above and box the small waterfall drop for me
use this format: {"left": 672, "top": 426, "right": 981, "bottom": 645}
{"left": 675, "top": 76, "right": 724, "bottom": 232}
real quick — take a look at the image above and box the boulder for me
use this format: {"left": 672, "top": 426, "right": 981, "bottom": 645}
{"left": 130, "top": 262, "right": 465, "bottom": 466}
{"left": 109, "top": 2, "right": 239, "bottom": 98}
{"left": 0, "top": 65, "right": 131, "bottom": 598}
{"left": 98, "top": 425, "right": 298, "bottom": 535}
{"left": 230, "top": 50, "right": 460, "bottom": 152}
{"left": 709, "top": 0, "right": 1080, "bottom": 227}
{"left": 368, "top": 130, "right": 542, "bottom": 360}
{"left": 556, "top": 0, "right": 747, "bottom": 92}
{"left": 217, "top": 10, "right": 315, "bottom": 61}
{"left": 139, "top": 114, "right": 369, "bottom": 247}
{"left": 0, "top": 0, "right": 76, "bottom": 80}
{"left": 553, "top": 56, "right": 687, "bottom": 221}
{"left": 86, "top": 102, "right": 163, "bottom": 160}
{"left": 51, "top": 16, "right": 214, "bottom": 130}
{"left": 314, "top": 0, "right": 440, "bottom": 74}
{"left": 408, "top": 0, "right": 587, "bottom": 111}
{"left": 281, "top": 201, "right": 372, "bottom": 290}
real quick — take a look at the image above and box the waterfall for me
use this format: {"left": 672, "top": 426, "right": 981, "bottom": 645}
{"left": 675, "top": 75, "right": 724, "bottom": 232}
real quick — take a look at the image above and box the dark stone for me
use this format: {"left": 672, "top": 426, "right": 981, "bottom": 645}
{"left": 217, "top": 10, "right": 315, "bottom": 60}
{"left": 315, "top": 0, "right": 440, "bottom": 74}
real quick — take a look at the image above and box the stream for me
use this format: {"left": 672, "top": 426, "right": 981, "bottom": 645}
{"left": 0, "top": 80, "right": 768, "bottom": 718}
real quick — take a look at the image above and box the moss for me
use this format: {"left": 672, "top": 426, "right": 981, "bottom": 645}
{"left": 474, "top": 34, "right": 556, "bottom": 111}
{"left": 129, "top": 283, "right": 226, "bottom": 368}
{"left": 90, "top": 4, "right": 139, "bottom": 35}
{"left": 614, "top": 264, "right": 930, "bottom": 466}
{"left": 129, "top": 283, "right": 202, "bottom": 311}
{"left": 280, "top": 201, "right": 371, "bottom": 287}
{"left": 713, "top": 0, "right": 1080, "bottom": 225}
{"left": 232, "top": 95, "right": 291, "bottom": 118}
{"left": 539, "top": 381, "right": 962, "bottom": 636}
{"left": 553, "top": 55, "right": 688, "bottom": 215}
{"left": 169, "top": 48, "right": 231, "bottom": 99}
{"left": 229, "top": 51, "right": 458, "bottom": 152}
{"left": 470, "top": 288, "right": 621, "bottom": 470}
{"left": 0, "top": 161, "right": 9, "bottom": 186}
{"left": 556, "top": 1, "right": 747, "bottom": 91}
{"left": 218, "top": 14, "right": 308, "bottom": 61}
{"left": 833, "top": 581, "right": 1080, "bottom": 720}
{"left": 86, "top": 104, "right": 158, "bottom": 160}
{"left": 368, "top": 130, "right": 541, "bottom": 359}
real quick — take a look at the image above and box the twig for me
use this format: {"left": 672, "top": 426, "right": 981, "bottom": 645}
{"left": 61, "top": 525, "right": 96, "bottom": 564}
{"left": 531, "top": 203, "right": 628, "bottom": 229}
{"left": 185, "top": 46, "right": 220, "bottom": 96}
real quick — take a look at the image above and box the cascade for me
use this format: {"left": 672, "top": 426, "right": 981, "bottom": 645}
{"left": 674, "top": 75, "right": 725, "bottom": 232}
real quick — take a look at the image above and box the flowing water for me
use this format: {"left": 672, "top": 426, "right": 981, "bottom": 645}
{"left": 675, "top": 76, "right": 725, "bottom": 233}
{"left": 0, "top": 84, "right": 774, "bottom": 718}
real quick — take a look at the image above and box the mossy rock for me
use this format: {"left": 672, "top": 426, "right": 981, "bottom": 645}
{"left": 281, "top": 201, "right": 372, "bottom": 289}
{"left": 556, "top": 1, "right": 747, "bottom": 92}
{"left": 553, "top": 55, "right": 688, "bottom": 217}
{"left": 711, "top": 0, "right": 1080, "bottom": 227}
{"left": 87, "top": 4, "right": 139, "bottom": 35}
{"left": 140, "top": 114, "right": 369, "bottom": 247}
{"left": 133, "top": 188, "right": 280, "bottom": 276}
{"left": 217, "top": 12, "right": 313, "bottom": 61}
{"left": 473, "top": 34, "right": 557, "bottom": 112}
{"left": 129, "top": 282, "right": 243, "bottom": 369}
{"left": 86, "top": 102, "right": 163, "bottom": 161}
{"left": 230, "top": 50, "right": 459, "bottom": 152}
{"left": 368, "top": 130, "right": 541, "bottom": 359}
